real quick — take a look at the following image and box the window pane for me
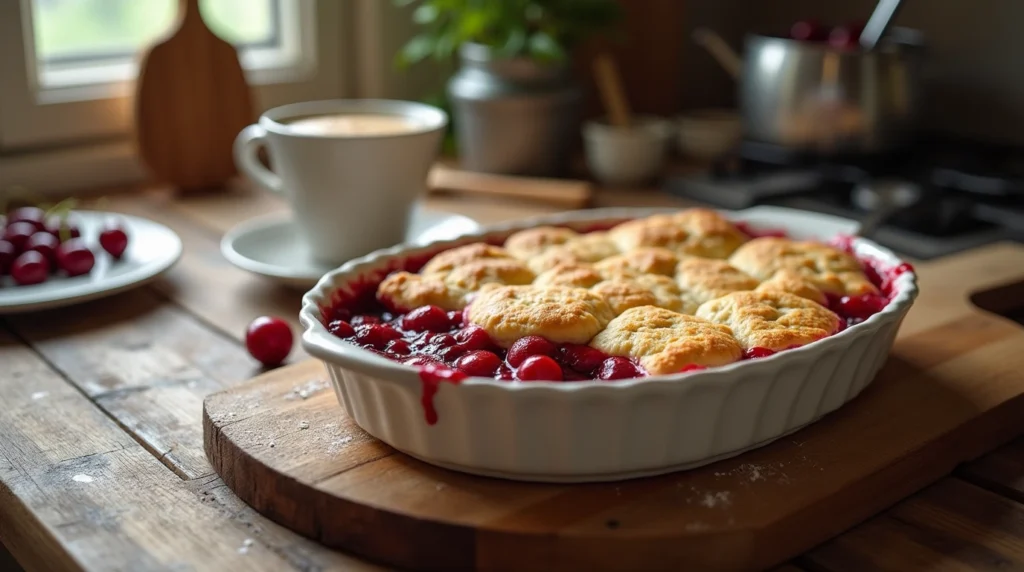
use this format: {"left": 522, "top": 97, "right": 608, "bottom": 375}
{"left": 32, "top": 0, "right": 277, "bottom": 62}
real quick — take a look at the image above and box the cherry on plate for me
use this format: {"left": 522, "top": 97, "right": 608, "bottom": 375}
{"left": 11, "top": 251, "right": 49, "bottom": 286}
{"left": 8, "top": 207, "right": 46, "bottom": 232}
{"left": 245, "top": 316, "right": 294, "bottom": 367}
{"left": 515, "top": 355, "right": 563, "bottom": 381}
{"left": 99, "top": 218, "right": 130, "bottom": 259}
{"left": 45, "top": 214, "right": 82, "bottom": 242}
{"left": 506, "top": 335, "right": 557, "bottom": 367}
{"left": 0, "top": 240, "right": 15, "bottom": 275}
{"left": 4, "top": 222, "right": 37, "bottom": 252}
{"left": 26, "top": 232, "right": 60, "bottom": 268}
{"left": 56, "top": 238, "right": 96, "bottom": 277}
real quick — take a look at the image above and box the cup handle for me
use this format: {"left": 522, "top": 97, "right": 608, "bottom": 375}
{"left": 234, "top": 124, "right": 284, "bottom": 195}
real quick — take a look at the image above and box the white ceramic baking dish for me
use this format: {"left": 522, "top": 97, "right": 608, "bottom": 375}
{"left": 299, "top": 206, "right": 919, "bottom": 483}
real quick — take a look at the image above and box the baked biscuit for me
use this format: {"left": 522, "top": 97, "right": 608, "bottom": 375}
{"left": 526, "top": 232, "right": 620, "bottom": 274}
{"left": 695, "top": 290, "right": 841, "bottom": 351}
{"left": 533, "top": 263, "right": 609, "bottom": 288}
{"left": 609, "top": 208, "right": 747, "bottom": 259}
{"left": 504, "top": 226, "right": 579, "bottom": 259}
{"left": 590, "top": 306, "right": 743, "bottom": 375}
{"left": 420, "top": 243, "right": 513, "bottom": 275}
{"left": 755, "top": 268, "right": 827, "bottom": 305}
{"left": 378, "top": 258, "right": 534, "bottom": 312}
{"left": 377, "top": 272, "right": 464, "bottom": 312}
{"left": 467, "top": 285, "right": 616, "bottom": 347}
{"left": 445, "top": 259, "right": 535, "bottom": 292}
{"left": 675, "top": 257, "right": 760, "bottom": 306}
{"left": 594, "top": 247, "right": 680, "bottom": 277}
{"left": 592, "top": 274, "right": 687, "bottom": 315}
{"left": 728, "top": 237, "right": 878, "bottom": 296}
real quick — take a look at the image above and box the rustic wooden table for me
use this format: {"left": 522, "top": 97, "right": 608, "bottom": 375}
{"left": 2, "top": 182, "right": 1023, "bottom": 571}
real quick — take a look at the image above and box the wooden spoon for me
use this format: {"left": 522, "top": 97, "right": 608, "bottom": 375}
{"left": 592, "top": 54, "right": 633, "bottom": 128}
{"left": 134, "top": 0, "right": 255, "bottom": 192}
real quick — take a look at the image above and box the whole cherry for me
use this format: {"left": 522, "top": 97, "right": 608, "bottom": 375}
{"left": 506, "top": 335, "right": 557, "bottom": 368}
{"left": 515, "top": 355, "right": 563, "bottom": 381}
{"left": 245, "top": 316, "right": 294, "bottom": 367}
{"left": 56, "top": 238, "right": 96, "bottom": 277}
{"left": 26, "top": 232, "right": 60, "bottom": 268}
{"left": 597, "top": 357, "right": 642, "bottom": 380}
{"left": 45, "top": 214, "right": 82, "bottom": 242}
{"left": 4, "top": 222, "right": 37, "bottom": 252}
{"left": 0, "top": 240, "right": 15, "bottom": 275}
{"left": 11, "top": 251, "right": 49, "bottom": 286}
{"left": 8, "top": 207, "right": 46, "bottom": 232}
{"left": 455, "top": 350, "right": 503, "bottom": 377}
{"left": 99, "top": 218, "right": 129, "bottom": 259}
{"left": 401, "top": 305, "right": 450, "bottom": 333}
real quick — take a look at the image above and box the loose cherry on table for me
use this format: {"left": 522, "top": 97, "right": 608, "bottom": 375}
{"left": 245, "top": 316, "right": 294, "bottom": 367}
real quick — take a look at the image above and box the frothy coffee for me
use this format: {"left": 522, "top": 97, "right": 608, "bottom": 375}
{"left": 286, "top": 113, "right": 421, "bottom": 137}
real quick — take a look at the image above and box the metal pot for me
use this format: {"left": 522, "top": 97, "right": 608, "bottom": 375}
{"left": 447, "top": 43, "right": 582, "bottom": 176}
{"left": 694, "top": 29, "right": 925, "bottom": 155}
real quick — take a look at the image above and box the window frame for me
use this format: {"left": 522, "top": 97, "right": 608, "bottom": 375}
{"left": 0, "top": 0, "right": 348, "bottom": 150}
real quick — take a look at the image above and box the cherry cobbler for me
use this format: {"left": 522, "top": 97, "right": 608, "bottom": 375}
{"left": 321, "top": 208, "right": 912, "bottom": 385}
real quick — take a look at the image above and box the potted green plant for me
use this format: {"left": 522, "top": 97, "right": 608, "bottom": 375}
{"left": 396, "top": 0, "right": 622, "bottom": 177}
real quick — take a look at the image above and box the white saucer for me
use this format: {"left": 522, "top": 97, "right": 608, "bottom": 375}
{"left": 221, "top": 207, "right": 481, "bottom": 289}
{"left": 0, "top": 211, "right": 183, "bottom": 314}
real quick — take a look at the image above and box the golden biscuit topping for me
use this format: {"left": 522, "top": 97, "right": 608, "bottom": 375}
{"left": 590, "top": 306, "right": 743, "bottom": 375}
{"left": 467, "top": 285, "right": 616, "bottom": 347}
{"left": 728, "top": 237, "right": 878, "bottom": 296}
{"left": 695, "top": 290, "right": 841, "bottom": 351}
{"left": 504, "top": 226, "right": 580, "bottom": 259}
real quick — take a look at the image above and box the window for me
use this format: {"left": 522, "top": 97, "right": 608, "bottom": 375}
{"left": 0, "top": 0, "right": 346, "bottom": 150}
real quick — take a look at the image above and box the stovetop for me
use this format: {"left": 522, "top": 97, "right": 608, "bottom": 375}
{"left": 665, "top": 138, "right": 1024, "bottom": 260}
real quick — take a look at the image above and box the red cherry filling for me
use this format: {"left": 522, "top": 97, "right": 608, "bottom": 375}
{"left": 455, "top": 350, "right": 502, "bottom": 377}
{"left": 385, "top": 339, "right": 412, "bottom": 356}
{"left": 679, "top": 364, "right": 707, "bottom": 373}
{"left": 402, "top": 304, "right": 450, "bottom": 332}
{"left": 507, "top": 335, "right": 558, "bottom": 367}
{"left": 356, "top": 323, "right": 402, "bottom": 348}
{"left": 328, "top": 319, "right": 355, "bottom": 338}
{"left": 516, "top": 355, "right": 563, "bottom": 381}
{"left": 597, "top": 357, "right": 641, "bottom": 380}
{"left": 744, "top": 347, "right": 777, "bottom": 360}
{"left": 560, "top": 343, "right": 607, "bottom": 374}
{"left": 836, "top": 293, "right": 887, "bottom": 321}
{"left": 454, "top": 326, "right": 492, "bottom": 351}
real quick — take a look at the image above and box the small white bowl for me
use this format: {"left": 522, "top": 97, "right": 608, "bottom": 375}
{"left": 583, "top": 115, "right": 673, "bottom": 187}
{"left": 676, "top": 108, "right": 742, "bottom": 160}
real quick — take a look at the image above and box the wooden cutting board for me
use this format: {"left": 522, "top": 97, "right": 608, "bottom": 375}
{"left": 134, "top": 0, "right": 254, "bottom": 192}
{"left": 204, "top": 243, "right": 1024, "bottom": 572}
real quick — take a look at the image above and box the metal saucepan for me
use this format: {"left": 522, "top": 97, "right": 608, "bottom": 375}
{"left": 693, "top": 24, "right": 925, "bottom": 156}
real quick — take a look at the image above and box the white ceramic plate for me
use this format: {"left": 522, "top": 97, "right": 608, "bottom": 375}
{"left": 221, "top": 206, "right": 481, "bottom": 289}
{"left": 0, "top": 211, "right": 183, "bottom": 314}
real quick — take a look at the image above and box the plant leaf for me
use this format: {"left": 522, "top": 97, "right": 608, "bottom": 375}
{"left": 397, "top": 34, "right": 436, "bottom": 67}
{"left": 527, "top": 30, "right": 564, "bottom": 61}
{"left": 412, "top": 4, "right": 439, "bottom": 24}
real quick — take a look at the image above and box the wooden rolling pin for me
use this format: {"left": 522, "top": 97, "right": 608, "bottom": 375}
{"left": 428, "top": 165, "right": 593, "bottom": 209}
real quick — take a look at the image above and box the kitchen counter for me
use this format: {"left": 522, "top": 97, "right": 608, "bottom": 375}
{"left": 2, "top": 180, "right": 1023, "bottom": 571}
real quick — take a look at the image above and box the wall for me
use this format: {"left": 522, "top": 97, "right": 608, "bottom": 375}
{"left": 682, "top": 0, "right": 1024, "bottom": 144}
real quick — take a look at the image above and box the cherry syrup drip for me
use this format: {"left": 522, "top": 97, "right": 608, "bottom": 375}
{"left": 418, "top": 364, "right": 466, "bottom": 425}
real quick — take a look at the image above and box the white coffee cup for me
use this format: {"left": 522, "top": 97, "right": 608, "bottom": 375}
{"left": 234, "top": 99, "right": 447, "bottom": 265}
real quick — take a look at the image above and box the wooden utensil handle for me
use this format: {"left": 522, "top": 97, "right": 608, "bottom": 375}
{"left": 592, "top": 54, "right": 633, "bottom": 128}
{"left": 428, "top": 165, "right": 592, "bottom": 209}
